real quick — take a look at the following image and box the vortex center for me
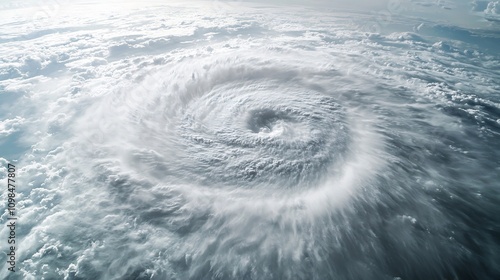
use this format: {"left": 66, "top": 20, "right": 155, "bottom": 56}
{"left": 247, "top": 109, "right": 292, "bottom": 134}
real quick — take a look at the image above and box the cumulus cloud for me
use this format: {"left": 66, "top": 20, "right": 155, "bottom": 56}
{"left": 485, "top": 0, "right": 500, "bottom": 14}
{"left": 0, "top": 116, "right": 24, "bottom": 137}
{"left": 472, "top": 0, "right": 500, "bottom": 21}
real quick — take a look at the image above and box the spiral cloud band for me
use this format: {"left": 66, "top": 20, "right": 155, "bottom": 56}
{"left": 0, "top": 1, "right": 499, "bottom": 279}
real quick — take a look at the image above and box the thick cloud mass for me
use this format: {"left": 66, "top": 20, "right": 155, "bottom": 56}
{"left": 1, "top": 1, "right": 500, "bottom": 280}
{"left": 486, "top": 1, "right": 500, "bottom": 14}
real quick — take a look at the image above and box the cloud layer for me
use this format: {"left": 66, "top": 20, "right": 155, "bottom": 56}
{"left": 1, "top": 1, "right": 499, "bottom": 279}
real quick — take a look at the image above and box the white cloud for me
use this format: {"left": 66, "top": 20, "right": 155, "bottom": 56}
{"left": 485, "top": 0, "right": 500, "bottom": 14}
{"left": 472, "top": 0, "right": 500, "bottom": 21}
{"left": 1, "top": 1, "right": 499, "bottom": 279}
{"left": 0, "top": 116, "right": 25, "bottom": 136}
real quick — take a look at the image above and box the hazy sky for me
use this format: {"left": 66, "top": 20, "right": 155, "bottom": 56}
{"left": 1, "top": 0, "right": 498, "bottom": 30}
{"left": 233, "top": 0, "right": 499, "bottom": 29}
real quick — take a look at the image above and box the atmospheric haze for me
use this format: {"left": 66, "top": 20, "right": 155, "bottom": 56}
{"left": 0, "top": 0, "right": 499, "bottom": 279}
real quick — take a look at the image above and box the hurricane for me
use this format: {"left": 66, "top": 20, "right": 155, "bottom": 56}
{"left": 0, "top": 1, "right": 499, "bottom": 279}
